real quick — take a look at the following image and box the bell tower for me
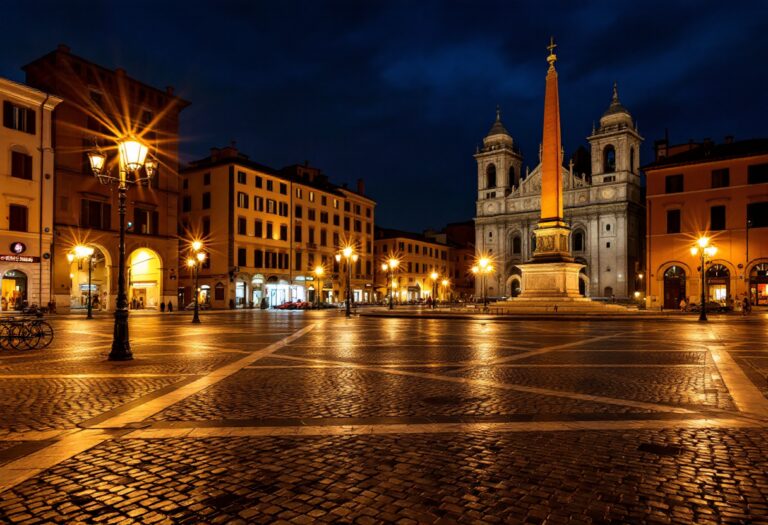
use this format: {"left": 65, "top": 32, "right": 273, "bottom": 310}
{"left": 588, "top": 82, "right": 643, "bottom": 184}
{"left": 474, "top": 107, "right": 523, "bottom": 203}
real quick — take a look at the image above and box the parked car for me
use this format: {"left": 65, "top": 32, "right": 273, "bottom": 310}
{"left": 275, "top": 301, "right": 312, "bottom": 310}
{"left": 184, "top": 302, "right": 211, "bottom": 310}
{"left": 686, "top": 301, "right": 730, "bottom": 313}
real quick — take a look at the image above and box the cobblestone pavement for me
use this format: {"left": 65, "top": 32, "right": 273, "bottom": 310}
{"left": 0, "top": 310, "right": 767, "bottom": 524}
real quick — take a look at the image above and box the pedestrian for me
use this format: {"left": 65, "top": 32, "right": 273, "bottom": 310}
{"left": 679, "top": 297, "right": 687, "bottom": 311}
{"left": 167, "top": 300, "right": 173, "bottom": 312}
{"left": 139, "top": 297, "right": 144, "bottom": 309}
{"left": 743, "top": 296, "right": 751, "bottom": 316}
{"left": 160, "top": 302, "right": 166, "bottom": 312}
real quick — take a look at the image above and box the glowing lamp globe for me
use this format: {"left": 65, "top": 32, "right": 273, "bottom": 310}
{"left": 118, "top": 138, "right": 149, "bottom": 172}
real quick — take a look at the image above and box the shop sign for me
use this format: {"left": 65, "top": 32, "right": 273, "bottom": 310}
{"left": 10, "top": 242, "right": 26, "bottom": 254}
{"left": 0, "top": 254, "right": 40, "bottom": 263}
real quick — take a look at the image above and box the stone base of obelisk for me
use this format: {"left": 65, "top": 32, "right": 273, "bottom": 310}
{"left": 516, "top": 261, "right": 584, "bottom": 299}
{"left": 490, "top": 224, "right": 631, "bottom": 313}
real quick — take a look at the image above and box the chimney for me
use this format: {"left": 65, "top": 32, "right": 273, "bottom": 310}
{"left": 724, "top": 135, "right": 734, "bottom": 144}
{"left": 357, "top": 178, "right": 365, "bottom": 195}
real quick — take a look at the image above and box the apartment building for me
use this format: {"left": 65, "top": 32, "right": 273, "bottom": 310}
{"left": 645, "top": 137, "right": 768, "bottom": 309}
{"left": 0, "top": 77, "right": 61, "bottom": 310}
{"left": 373, "top": 228, "right": 455, "bottom": 302}
{"left": 24, "top": 45, "right": 189, "bottom": 311}
{"left": 179, "top": 146, "right": 375, "bottom": 308}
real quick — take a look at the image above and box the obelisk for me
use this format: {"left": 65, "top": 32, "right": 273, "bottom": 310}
{"left": 517, "top": 38, "right": 583, "bottom": 299}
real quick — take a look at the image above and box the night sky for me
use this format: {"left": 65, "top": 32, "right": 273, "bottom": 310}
{"left": 2, "top": 1, "right": 767, "bottom": 231}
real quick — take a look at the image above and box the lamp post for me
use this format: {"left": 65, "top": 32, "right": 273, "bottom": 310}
{"left": 471, "top": 257, "right": 494, "bottom": 310}
{"left": 187, "top": 240, "right": 206, "bottom": 324}
{"left": 313, "top": 265, "right": 325, "bottom": 307}
{"left": 381, "top": 258, "right": 399, "bottom": 310}
{"left": 68, "top": 245, "right": 96, "bottom": 319}
{"left": 441, "top": 278, "right": 450, "bottom": 303}
{"left": 430, "top": 271, "right": 439, "bottom": 309}
{"left": 87, "top": 137, "right": 157, "bottom": 361}
{"left": 335, "top": 246, "right": 358, "bottom": 318}
{"left": 690, "top": 237, "right": 717, "bottom": 322}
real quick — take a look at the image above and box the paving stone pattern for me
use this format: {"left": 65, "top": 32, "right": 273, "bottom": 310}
{"left": 3, "top": 429, "right": 768, "bottom": 524}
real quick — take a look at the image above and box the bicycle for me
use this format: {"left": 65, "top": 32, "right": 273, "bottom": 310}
{"left": 0, "top": 316, "right": 54, "bottom": 350}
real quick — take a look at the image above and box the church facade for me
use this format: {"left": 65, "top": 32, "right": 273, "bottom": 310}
{"left": 474, "top": 85, "right": 644, "bottom": 299}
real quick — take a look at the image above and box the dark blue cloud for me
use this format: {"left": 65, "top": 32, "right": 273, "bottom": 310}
{"left": 2, "top": 0, "right": 766, "bottom": 231}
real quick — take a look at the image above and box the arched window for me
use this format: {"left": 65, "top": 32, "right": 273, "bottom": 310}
{"left": 572, "top": 230, "right": 585, "bottom": 252}
{"left": 508, "top": 165, "right": 516, "bottom": 186}
{"left": 486, "top": 164, "right": 496, "bottom": 188}
{"left": 512, "top": 235, "right": 521, "bottom": 254}
{"left": 629, "top": 147, "right": 635, "bottom": 174}
{"left": 603, "top": 145, "right": 616, "bottom": 173}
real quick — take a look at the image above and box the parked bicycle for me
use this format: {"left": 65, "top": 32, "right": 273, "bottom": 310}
{"left": 0, "top": 314, "right": 54, "bottom": 351}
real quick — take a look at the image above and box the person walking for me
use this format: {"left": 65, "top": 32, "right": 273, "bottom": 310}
{"left": 160, "top": 302, "right": 166, "bottom": 313}
{"left": 167, "top": 300, "right": 173, "bottom": 313}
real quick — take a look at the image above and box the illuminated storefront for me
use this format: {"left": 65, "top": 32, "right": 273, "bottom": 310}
{"left": 751, "top": 263, "right": 768, "bottom": 305}
{"left": 1, "top": 270, "right": 27, "bottom": 311}
{"left": 128, "top": 249, "right": 162, "bottom": 309}
{"left": 68, "top": 246, "right": 109, "bottom": 311}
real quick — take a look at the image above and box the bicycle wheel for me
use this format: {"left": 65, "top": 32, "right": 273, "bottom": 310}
{"left": 36, "top": 321, "right": 54, "bottom": 349}
{"left": 11, "top": 323, "right": 40, "bottom": 350}
{"left": 0, "top": 323, "right": 10, "bottom": 350}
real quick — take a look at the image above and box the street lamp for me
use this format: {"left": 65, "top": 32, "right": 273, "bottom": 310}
{"left": 381, "top": 257, "right": 399, "bottom": 310}
{"left": 88, "top": 137, "right": 157, "bottom": 360}
{"left": 335, "top": 245, "right": 358, "bottom": 318}
{"left": 441, "top": 278, "right": 450, "bottom": 302}
{"left": 430, "top": 271, "right": 439, "bottom": 309}
{"left": 187, "top": 241, "right": 206, "bottom": 324}
{"left": 471, "top": 257, "right": 494, "bottom": 309}
{"left": 69, "top": 245, "right": 96, "bottom": 319}
{"left": 313, "top": 265, "right": 325, "bottom": 307}
{"left": 690, "top": 236, "right": 717, "bottom": 322}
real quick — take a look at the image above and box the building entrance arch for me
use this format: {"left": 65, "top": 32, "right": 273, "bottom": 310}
{"left": 69, "top": 245, "right": 111, "bottom": 311}
{"left": 1, "top": 269, "right": 27, "bottom": 311}
{"left": 663, "top": 266, "right": 686, "bottom": 310}
{"left": 127, "top": 248, "right": 163, "bottom": 309}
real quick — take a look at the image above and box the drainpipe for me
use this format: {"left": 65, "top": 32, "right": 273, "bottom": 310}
{"left": 39, "top": 94, "right": 50, "bottom": 307}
